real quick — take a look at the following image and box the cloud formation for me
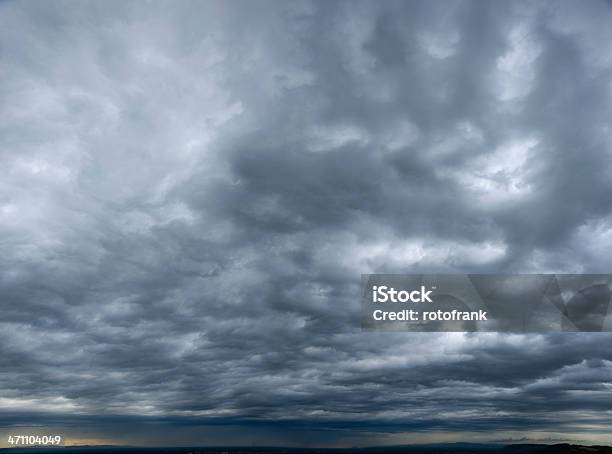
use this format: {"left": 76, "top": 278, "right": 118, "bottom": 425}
{"left": 1, "top": 0, "right": 612, "bottom": 447}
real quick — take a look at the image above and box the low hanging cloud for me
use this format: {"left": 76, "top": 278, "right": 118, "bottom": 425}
{"left": 1, "top": 0, "right": 612, "bottom": 447}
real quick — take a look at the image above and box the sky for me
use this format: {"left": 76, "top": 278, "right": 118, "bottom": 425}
{"left": 1, "top": 0, "right": 612, "bottom": 448}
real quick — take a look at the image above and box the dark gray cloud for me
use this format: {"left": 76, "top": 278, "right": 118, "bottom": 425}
{"left": 1, "top": 0, "right": 612, "bottom": 447}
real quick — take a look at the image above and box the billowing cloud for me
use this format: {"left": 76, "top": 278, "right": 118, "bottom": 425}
{"left": 1, "top": 0, "right": 612, "bottom": 447}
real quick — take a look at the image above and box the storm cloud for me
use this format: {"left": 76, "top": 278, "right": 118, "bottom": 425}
{"left": 1, "top": 0, "right": 612, "bottom": 447}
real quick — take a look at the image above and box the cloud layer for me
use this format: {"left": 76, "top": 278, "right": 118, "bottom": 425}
{"left": 1, "top": 0, "right": 612, "bottom": 447}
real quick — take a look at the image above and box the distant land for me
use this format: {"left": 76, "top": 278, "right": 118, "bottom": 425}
{"left": 2, "top": 444, "right": 612, "bottom": 454}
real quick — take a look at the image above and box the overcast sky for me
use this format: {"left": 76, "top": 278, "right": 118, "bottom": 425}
{"left": 1, "top": 0, "right": 612, "bottom": 448}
